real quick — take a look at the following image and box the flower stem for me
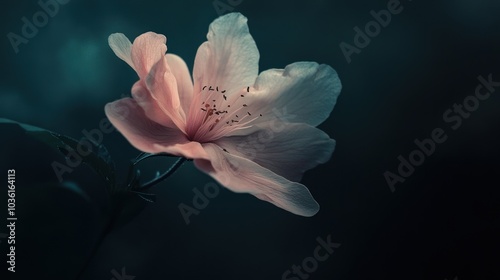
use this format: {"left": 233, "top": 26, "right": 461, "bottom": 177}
{"left": 137, "top": 157, "right": 187, "bottom": 191}
{"left": 76, "top": 197, "right": 123, "bottom": 280}
{"left": 125, "top": 153, "right": 179, "bottom": 190}
{"left": 77, "top": 155, "right": 186, "bottom": 279}
{"left": 133, "top": 152, "right": 177, "bottom": 164}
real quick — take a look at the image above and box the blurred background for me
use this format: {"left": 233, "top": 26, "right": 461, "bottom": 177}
{"left": 1, "top": 0, "right": 499, "bottom": 279}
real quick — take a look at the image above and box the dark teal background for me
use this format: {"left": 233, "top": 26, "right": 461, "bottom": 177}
{"left": 1, "top": 0, "right": 499, "bottom": 279}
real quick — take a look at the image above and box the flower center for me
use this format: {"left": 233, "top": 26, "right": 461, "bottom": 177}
{"left": 186, "top": 84, "right": 263, "bottom": 142}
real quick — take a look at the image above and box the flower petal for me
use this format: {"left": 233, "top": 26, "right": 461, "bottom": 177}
{"left": 130, "top": 32, "right": 167, "bottom": 78}
{"left": 108, "top": 33, "right": 134, "bottom": 69}
{"left": 193, "top": 12, "right": 259, "bottom": 96}
{"left": 131, "top": 81, "right": 176, "bottom": 128}
{"left": 194, "top": 143, "right": 320, "bottom": 217}
{"left": 126, "top": 32, "right": 186, "bottom": 131}
{"left": 104, "top": 98, "right": 206, "bottom": 159}
{"left": 215, "top": 123, "right": 335, "bottom": 182}
{"left": 145, "top": 55, "right": 185, "bottom": 130}
{"left": 166, "top": 54, "right": 193, "bottom": 118}
{"left": 236, "top": 62, "right": 341, "bottom": 133}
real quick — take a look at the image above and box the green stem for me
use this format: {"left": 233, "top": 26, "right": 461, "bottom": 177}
{"left": 78, "top": 154, "right": 186, "bottom": 278}
{"left": 137, "top": 157, "right": 187, "bottom": 191}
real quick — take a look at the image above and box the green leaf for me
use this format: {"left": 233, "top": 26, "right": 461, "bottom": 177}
{"left": 0, "top": 118, "right": 116, "bottom": 190}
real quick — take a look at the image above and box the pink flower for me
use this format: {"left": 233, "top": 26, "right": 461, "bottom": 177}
{"left": 105, "top": 13, "right": 341, "bottom": 217}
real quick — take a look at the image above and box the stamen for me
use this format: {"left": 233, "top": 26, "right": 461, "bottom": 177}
{"left": 190, "top": 84, "right": 263, "bottom": 142}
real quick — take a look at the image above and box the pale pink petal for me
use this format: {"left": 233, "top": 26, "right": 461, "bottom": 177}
{"left": 130, "top": 32, "right": 167, "bottom": 78}
{"left": 193, "top": 13, "right": 259, "bottom": 96}
{"left": 104, "top": 98, "right": 207, "bottom": 159}
{"left": 194, "top": 143, "right": 320, "bottom": 217}
{"left": 215, "top": 123, "right": 335, "bottom": 182}
{"left": 108, "top": 33, "right": 179, "bottom": 128}
{"left": 131, "top": 81, "right": 176, "bottom": 128}
{"left": 145, "top": 55, "right": 185, "bottom": 131}
{"left": 127, "top": 32, "right": 185, "bottom": 131}
{"left": 227, "top": 62, "right": 341, "bottom": 137}
{"left": 166, "top": 54, "right": 193, "bottom": 118}
{"left": 108, "top": 33, "right": 134, "bottom": 69}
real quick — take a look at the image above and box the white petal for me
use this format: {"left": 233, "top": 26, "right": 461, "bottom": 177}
{"left": 193, "top": 13, "right": 259, "bottom": 96}
{"left": 215, "top": 123, "right": 335, "bottom": 182}
{"left": 194, "top": 143, "right": 320, "bottom": 217}
{"left": 108, "top": 33, "right": 134, "bottom": 69}
{"left": 234, "top": 62, "right": 341, "bottom": 135}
